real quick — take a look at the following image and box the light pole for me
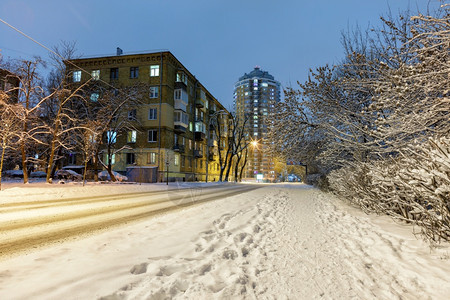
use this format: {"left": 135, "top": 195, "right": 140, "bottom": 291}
{"left": 205, "top": 110, "right": 227, "bottom": 182}
{"left": 165, "top": 155, "right": 169, "bottom": 185}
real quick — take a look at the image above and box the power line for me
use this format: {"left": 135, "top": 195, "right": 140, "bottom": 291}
{"left": 0, "top": 16, "right": 132, "bottom": 94}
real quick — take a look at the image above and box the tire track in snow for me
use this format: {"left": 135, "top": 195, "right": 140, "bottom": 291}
{"left": 0, "top": 185, "right": 261, "bottom": 260}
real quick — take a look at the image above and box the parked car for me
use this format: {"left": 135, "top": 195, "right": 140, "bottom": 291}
{"left": 55, "top": 169, "right": 82, "bottom": 181}
{"left": 4, "top": 170, "right": 24, "bottom": 178}
{"left": 30, "top": 171, "right": 47, "bottom": 178}
{"left": 98, "top": 170, "right": 128, "bottom": 182}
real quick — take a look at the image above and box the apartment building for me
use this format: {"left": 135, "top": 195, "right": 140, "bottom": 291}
{"left": 233, "top": 66, "right": 281, "bottom": 181}
{"left": 66, "top": 49, "right": 228, "bottom": 182}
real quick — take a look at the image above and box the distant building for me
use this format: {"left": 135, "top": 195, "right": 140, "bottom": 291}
{"left": 0, "top": 68, "right": 20, "bottom": 102}
{"left": 233, "top": 66, "right": 281, "bottom": 180}
{"left": 66, "top": 50, "right": 229, "bottom": 182}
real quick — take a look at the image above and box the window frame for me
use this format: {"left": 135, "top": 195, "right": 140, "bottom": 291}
{"left": 127, "top": 130, "right": 137, "bottom": 143}
{"left": 148, "top": 130, "right": 158, "bottom": 142}
{"left": 149, "top": 86, "right": 159, "bottom": 98}
{"left": 147, "top": 152, "right": 157, "bottom": 164}
{"left": 73, "top": 70, "right": 81, "bottom": 82}
{"left": 91, "top": 70, "right": 100, "bottom": 80}
{"left": 110, "top": 68, "right": 119, "bottom": 80}
{"left": 126, "top": 153, "right": 136, "bottom": 165}
{"left": 150, "top": 65, "right": 160, "bottom": 77}
{"left": 130, "top": 66, "right": 139, "bottom": 79}
{"left": 148, "top": 107, "right": 157, "bottom": 120}
{"left": 128, "top": 109, "right": 137, "bottom": 121}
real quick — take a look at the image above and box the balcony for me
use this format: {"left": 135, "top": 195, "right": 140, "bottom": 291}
{"left": 194, "top": 131, "right": 206, "bottom": 141}
{"left": 195, "top": 98, "right": 205, "bottom": 108}
{"left": 194, "top": 121, "right": 206, "bottom": 141}
{"left": 174, "top": 81, "right": 187, "bottom": 90}
{"left": 194, "top": 150, "right": 203, "bottom": 158}
{"left": 208, "top": 137, "right": 217, "bottom": 147}
{"left": 209, "top": 105, "right": 216, "bottom": 115}
{"left": 174, "top": 110, "right": 188, "bottom": 133}
{"left": 173, "top": 144, "right": 185, "bottom": 152}
{"left": 174, "top": 125, "right": 187, "bottom": 134}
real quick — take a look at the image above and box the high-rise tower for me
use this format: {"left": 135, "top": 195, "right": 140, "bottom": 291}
{"left": 233, "top": 66, "right": 281, "bottom": 180}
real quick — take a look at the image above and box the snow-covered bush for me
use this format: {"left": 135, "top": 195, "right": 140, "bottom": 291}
{"left": 329, "top": 137, "right": 450, "bottom": 242}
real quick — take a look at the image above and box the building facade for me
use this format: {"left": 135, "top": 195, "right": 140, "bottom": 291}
{"left": 67, "top": 50, "right": 228, "bottom": 182}
{"left": 0, "top": 68, "right": 20, "bottom": 102}
{"left": 233, "top": 66, "right": 281, "bottom": 181}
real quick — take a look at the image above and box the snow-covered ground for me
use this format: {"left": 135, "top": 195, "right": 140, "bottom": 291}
{"left": 0, "top": 183, "right": 449, "bottom": 299}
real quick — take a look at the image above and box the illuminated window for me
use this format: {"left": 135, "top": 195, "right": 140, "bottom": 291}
{"left": 90, "top": 92, "right": 99, "bottom": 102}
{"left": 148, "top": 152, "right": 157, "bottom": 164}
{"left": 106, "top": 154, "right": 115, "bottom": 165}
{"left": 127, "top": 130, "right": 137, "bottom": 143}
{"left": 73, "top": 70, "right": 81, "bottom": 82}
{"left": 150, "top": 65, "right": 160, "bottom": 77}
{"left": 106, "top": 131, "right": 117, "bottom": 143}
{"left": 91, "top": 70, "right": 100, "bottom": 80}
{"left": 174, "top": 154, "right": 180, "bottom": 166}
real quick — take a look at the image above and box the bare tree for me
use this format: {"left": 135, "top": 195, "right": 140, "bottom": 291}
{"left": 211, "top": 113, "right": 233, "bottom": 182}
{"left": 79, "top": 82, "right": 145, "bottom": 182}
{"left": 11, "top": 58, "right": 54, "bottom": 183}
{"left": 0, "top": 93, "right": 25, "bottom": 190}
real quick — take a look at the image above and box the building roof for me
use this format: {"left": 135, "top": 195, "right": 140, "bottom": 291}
{"left": 239, "top": 66, "right": 275, "bottom": 81}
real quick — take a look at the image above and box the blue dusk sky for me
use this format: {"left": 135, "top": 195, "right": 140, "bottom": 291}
{"left": 0, "top": 0, "right": 444, "bottom": 109}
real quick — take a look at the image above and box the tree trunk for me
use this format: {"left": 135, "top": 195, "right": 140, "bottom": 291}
{"left": 107, "top": 163, "right": 117, "bottom": 182}
{"left": 93, "top": 152, "right": 99, "bottom": 182}
{"left": 106, "top": 147, "right": 117, "bottom": 182}
{"left": 46, "top": 139, "right": 57, "bottom": 183}
{"left": 0, "top": 140, "right": 5, "bottom": 191}
{"left": 83, "top": 158, "right": 88, "bottom": 186}
{"left": 224, "top": 154, "right": 235, "bottom": 182}
{"left": 234, "top": 155, "right": 242, "bottom": 182}
{"left": 239, "top": 151, "right": 248, "bottom": 181}
{"left": 21, "top": 140, "right": 28, "bottom": 184}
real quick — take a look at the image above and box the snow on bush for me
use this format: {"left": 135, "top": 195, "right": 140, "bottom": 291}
{"left": 329, "top": 137, "right": 450, "bottom": 242}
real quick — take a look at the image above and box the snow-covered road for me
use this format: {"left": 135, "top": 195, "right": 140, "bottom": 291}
{"left": 0, "top": 184, "right": 260, "bottom": 259}
{"left": 0, "top": 183, "right": 449, "bottom": 299}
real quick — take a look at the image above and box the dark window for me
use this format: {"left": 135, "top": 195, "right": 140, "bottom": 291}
{"left": 110, "top": 68, "right": 119, "bottom": 80}
{"left": 148, "top": 108, "right": 157, "bottom": 120}
{"left": 148, "top": 130, "right": 158, "bottom": 142}
{"left": 128, "top": 109, "right": 137, "bottom": 121}
{"left": 126, "top": 153, "right": 135, "bottom": 164}
{"left": 130, "top": 67, "right": 139, "bottom": 78}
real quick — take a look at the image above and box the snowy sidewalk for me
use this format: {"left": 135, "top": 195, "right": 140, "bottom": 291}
{"left": 0, "top": 184, "right": 449, "bottom": 299}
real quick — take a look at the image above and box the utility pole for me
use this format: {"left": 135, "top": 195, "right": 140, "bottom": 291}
{"left": 166, "top": 155, "right": 169, "bottom": 185}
